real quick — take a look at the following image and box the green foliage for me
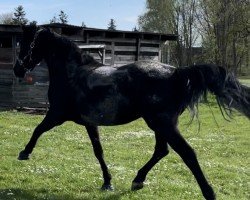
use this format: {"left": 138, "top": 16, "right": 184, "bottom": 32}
{"left": 12, "top": 5, "right": 28, "bottom": 25}
{"left": 138, "top": 0, "right": 249, "bottom": 73}
{"left": 29, "top": 21, "right": 37, "bottom": 26}
{"left": 0, "top": 103, "right": 249, "bottom": 200}
{"left": 196, "top": 0, "right": 249, "bottom": 73}
{"left": 50, "top": 16, "right": 58, "bottom": 24}
{"left": 81, "top": 21, "right": 86, "bottom": 28}
{"left": 59, "top": 10, "right": 68, "bottom": 24}
{"left": 0, "top": 13, "right": 13, "bottom": 24}
{"left": 50, "top": 10, "right": 68, "bottom": 24}
{"left": 138, "top": 0, "right": 200, "bottom": 66}
{"left": 138, "top": 0, "right": 173, "bottom": 33}
{"left": 107, "top": 19, "right": 117, "bottom": 30}
{"left": 240, "top": 78, "right": 250, "bottom": 87}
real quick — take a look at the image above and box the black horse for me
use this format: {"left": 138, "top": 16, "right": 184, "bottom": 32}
{"left": 14, "top": 25, "right": 250, "bottom": 200}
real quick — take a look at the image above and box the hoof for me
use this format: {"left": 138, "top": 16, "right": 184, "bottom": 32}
{"left": 101, "top": 184, "right": 114, "bottom": 191}
{"left": 131, "top": 182, "right": 144, "bottom": 191}
{"left": 204, "top": 192, "right": 216, "bottom": 200}
{"left": 18, "top": 150, "right": 30, "bottom": 160}
{"left": 203, "top": 185, "right": 216, "bottom": 200}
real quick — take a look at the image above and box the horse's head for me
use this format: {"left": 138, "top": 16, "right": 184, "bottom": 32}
{"left": 14, "top": 25, "right": 51, "bottom": 78}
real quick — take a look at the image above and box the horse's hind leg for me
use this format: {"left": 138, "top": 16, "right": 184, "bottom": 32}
{"left": 167, "top": 124, "right": 215, "bottom": 200}
{"left": 131, "top": 116, "right": 169, "bottom": 190}
{"left": 133, "top": 114, "right": 215, "bottom": 200}
{"left": 159, "top": 118, "right": 215, "bottom": 200}
{"left": 85, "top": 125, "right": 113, "bottom": 191}
{"left": 18, "top": 111, "right": 64, "bottom": 160}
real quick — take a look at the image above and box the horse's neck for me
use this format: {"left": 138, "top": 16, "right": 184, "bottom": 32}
{"left": 44, "top": 49, "right": 81, "bottom": 89}
{"left": 43, "top": 38, "right": 97, "bottom": 88}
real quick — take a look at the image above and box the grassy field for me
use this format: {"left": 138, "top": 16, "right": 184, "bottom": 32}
{"left": 240, "top": 78, "right": 250, "bottom": 87}
{"left": 0, "top": 104, "right": 249, "bottom": 200}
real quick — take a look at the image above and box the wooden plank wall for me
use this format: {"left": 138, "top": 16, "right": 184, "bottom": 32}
{"left": 0, "top": 63, "right": 49, "bottom": 109}
{"left": 0, "top": 43, "right": 49, "bottom": 109}
{"left": 84, "top": 38, "right": 160, "bottom": 66}
{"left": 0, "top": 66, "right": 13, "bottom": 109}
{"left": 0, "top": 48, "right": 13, "bottom": 64}
{"left": 0, "top": 46, "right": 14, "bottom": 109}
{"left": 12, "top": 62, "right": 49, "bottom": 108}
{"left": 12, "top": 83, "right": 49, "bottom": 108}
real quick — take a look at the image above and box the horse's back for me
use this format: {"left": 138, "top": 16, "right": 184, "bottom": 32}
{"left": 119, "top": 60, "right": 175, "bottom": 79}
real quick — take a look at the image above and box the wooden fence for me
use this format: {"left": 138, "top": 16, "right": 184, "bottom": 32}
{"left": 0, "top": 68, "right": 13, "bottom": 109}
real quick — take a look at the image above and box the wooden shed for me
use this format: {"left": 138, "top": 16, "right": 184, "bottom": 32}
{"left": 0, "top": 23, "right": 178, "bottom": 109}
{"left": 0, "top": 25, "right": 22, "bottom": 109}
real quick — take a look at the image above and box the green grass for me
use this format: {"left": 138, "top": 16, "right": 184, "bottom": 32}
{"left": 0, "top": 104, "right": 249, "bottom": 200}
{"left": 240, "top": 79, "right": 250, "bottom": 87}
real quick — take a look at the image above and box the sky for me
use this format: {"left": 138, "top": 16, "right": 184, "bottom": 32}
{"left": 0, "top": 0, "right": 146, "bottom": 31}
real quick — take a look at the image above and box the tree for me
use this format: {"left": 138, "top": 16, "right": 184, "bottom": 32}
{"left": 138, "top": 0, "right": 249, "bottom": 74}
{"left": 0, "top": 13, "right": 13, "bottom": 24}
{"left": 12, "top": 5, "right": 28, "bottom": 25}
{"left": 138, "top": 0, "right": 199, "bottom": 66}
{"left": 196, "top": 0, "right": 249, "bottom": 72}
{"left": 59, "top": 10, "right": 68, "bottom": 24}
{"left": 50, "top": 16, "right": 58, "bottom": 24}
{"left": 107, "top": 19, "right": 116, "bottom": 30}
{"left": 29, "top": 21, "right": 37, "bottom": 26}
{"left": 81, "top": 21, "right": 86, "bottom": 28}
{"left": 132, "top": 26, "right": 139, "bottom": 32}
{"left": 138, "top": 0, "right": 172, "bottom": 33}
{"left": 50, "top": 11, "right": 68, "bottom": 24}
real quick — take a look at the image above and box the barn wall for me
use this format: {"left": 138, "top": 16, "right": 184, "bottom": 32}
{"left": 0, "top": 42, "right": 14, "bottom": 109}
{"left": 69, "top": 30, "right": 162, "bottom": 66}
{"left": 12, "top": 63, "right": 49, "bottom": 108}
{"left": 86, "top": 38, "right": 161, "bottom": 66}
{"left": 0, "top": 66, "right": 13, "bottom": 109}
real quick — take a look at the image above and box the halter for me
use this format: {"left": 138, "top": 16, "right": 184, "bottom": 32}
{"left": 17, "top": 28, "right": 45, "bottom": 73}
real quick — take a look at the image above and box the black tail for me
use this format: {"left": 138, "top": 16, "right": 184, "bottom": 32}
{"left": 175, "top": 64, "right": 250, "bottom": 119}
{"left": 217, "top": 73, "right": 250, "bottom": 119}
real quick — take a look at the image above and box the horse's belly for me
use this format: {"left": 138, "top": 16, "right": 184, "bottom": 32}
{"left": 80, "top": 95, "right": 139, "bottom": 126}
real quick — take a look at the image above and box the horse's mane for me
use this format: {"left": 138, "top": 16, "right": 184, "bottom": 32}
{"left": 47, "top": 29, "right": 102, "bottom": 67}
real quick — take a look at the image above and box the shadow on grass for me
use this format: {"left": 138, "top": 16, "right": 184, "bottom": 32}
{"left": 0, "top": 187, "right": 131, "bottom": 200}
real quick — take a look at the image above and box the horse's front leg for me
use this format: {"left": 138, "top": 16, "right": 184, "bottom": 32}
{"left": 18, "top": 111, "right": 64, "bottom": 160}
{"left": 131, "top": 127, "right": 169, "bottom": 190}
{"left": 85, "top": 125, "right": 113, "bottom": 190}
